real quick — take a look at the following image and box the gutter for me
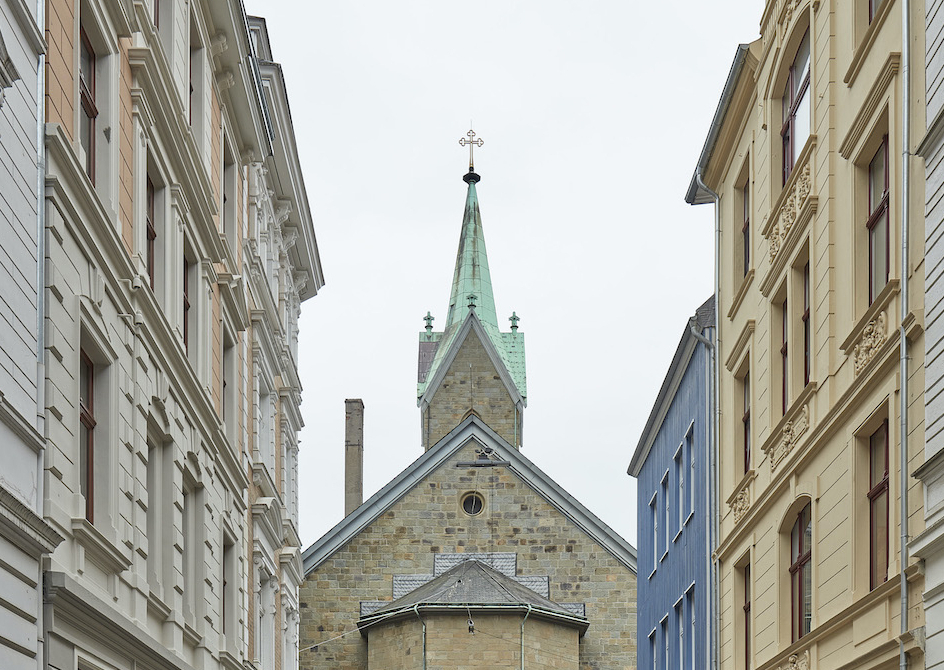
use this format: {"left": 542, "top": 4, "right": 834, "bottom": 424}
{"left": 35, "top": 0, "right": 47, "bottom": 667}
{"left": 521, "top": 604, "right": 532, "bottom": 670}
{"left": 694, "top": 168, "right": 720, "bottom": 670}
{"left": 899, "top": 2, "right": 912, "bottom": 670}
{"left": 413, "top": 604, "right": 426, "bottom": 670}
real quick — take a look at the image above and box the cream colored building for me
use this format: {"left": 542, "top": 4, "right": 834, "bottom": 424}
{"left": 39, "top": 1, "right": 321, "bottom": 670}
{"left": 686, "top": 1, "right": 926, "bottom": 668}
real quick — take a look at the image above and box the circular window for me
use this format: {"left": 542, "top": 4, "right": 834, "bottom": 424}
{"left": 461, "top": 491, "right": 485, "bottom": 516}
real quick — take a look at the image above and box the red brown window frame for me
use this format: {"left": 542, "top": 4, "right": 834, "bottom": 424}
{"left": 790, "top": 502, "right": 812, "bottom": 641}
{"left": 79, "top": 349, "right": 96, "bottom": 523}
{"left": 153, "top": 0, "right": 159, "bottom": 27}
{"left": 146, "top": 176, "right": 156, "bottom": 289}
{"left": 742, "top": 182, "right": 751, "bottom": 276}
{"left": 868, "top": 136, "right": 890, "bottom": 305}
{"left": 183, "top": 257, "right": 191, "bottom": 351}
{"left": 781, "top": 298, "right": 789, "bottom": 415}
{"left": 79, "top": 27, "right": 98, "bottom": 185}
{"left": 743, "top": 563, "right": 752, "bottom": 669}
{"left": 743, "top": 371, "right": 751, "bottom": 474}
{"left": 782, "top": 31, "right": 811, "bottom": 185}
{"left": 869, "top": 420, "right": 889, "bottom": 590}
{"left": 802, "top": 263, "right": 811, "bottom": 386}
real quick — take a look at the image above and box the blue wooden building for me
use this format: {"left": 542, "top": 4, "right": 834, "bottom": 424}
{"left": 629, "top": 297, "right": 714, "bottom": 670}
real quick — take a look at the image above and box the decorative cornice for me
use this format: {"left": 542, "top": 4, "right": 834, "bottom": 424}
{"left": 725, "top": 319, "right": 756, "bottom": 372}
{"left": 766, "top": 162, "right": 812, "bottom": 264}
{"left": 839, "top": 53, "right": 900, "bottom": 159}
{"left": 731, "top": 487, "right": 750, "bottom": 524}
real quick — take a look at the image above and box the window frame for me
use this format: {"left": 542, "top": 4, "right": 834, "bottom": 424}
{"left": 868, "top": 419, "right": 889, "bottom": 590}
{"left": 802, "top": 263, "right": 811, "bottom": 386}
{"left": 79, "top": 349, "right": 96, "bottom": 523}
{"left": 742, "top": 370, "right": 751, "bottom": 474}
{"left": 781, "top": 297, "right": 789, "bottom": 415}
{"left": 867, "top": 135, "right": 890, "bottom": 305}
{"left": 743, "top": 563, "right": 752, "bottom": 669}
{"left": 789, "top": 502, "right": 813, "bottom": 641}
{"left": 781, "top": 30, "right": 811, "bottom": 185}
{"left": 79, "top": 26, "right": 98, "bottom": 184}
{"left": 742, "top": 181, "right": 751, "bottom": 276}
{"left": 146, "top": 176, "right": 156, "bottom": 289}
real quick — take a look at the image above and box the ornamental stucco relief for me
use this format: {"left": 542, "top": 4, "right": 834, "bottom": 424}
{"left": 783, "top": 650, "right": 810, "bottom": 670}
{"left": 766, "top": 404, "right": 809, "bottom": 472}
{"left": 731, "top": 487, "right": 750, "bottom": 523}
{"left": 767, "top": 164, "right": 812, "bottom": 263}
{"left": 853, "top": 312, "right": 887, "bottom": 375}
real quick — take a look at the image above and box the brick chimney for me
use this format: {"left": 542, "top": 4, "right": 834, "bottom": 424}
{"left": 344, "top": 399, "right": 364, "bottom": 516}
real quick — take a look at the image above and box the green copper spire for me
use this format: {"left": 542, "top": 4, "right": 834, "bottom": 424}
{"left": 445, "top": 172, "right": 498, "bottom": 330}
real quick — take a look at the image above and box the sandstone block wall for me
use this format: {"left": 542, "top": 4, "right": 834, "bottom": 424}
{"left": 300, "top": 441, "right": 637, "bottom": 670}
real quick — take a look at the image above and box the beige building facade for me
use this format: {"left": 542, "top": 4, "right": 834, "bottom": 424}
{"left": 38, "top": 1, "right": 321, "bottom": 670}
{"left": 687, "top": 0, "right": 926, "bottom": 668}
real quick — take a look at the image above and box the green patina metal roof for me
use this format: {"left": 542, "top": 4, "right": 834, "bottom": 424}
{"left": 417, "top": 173, "right": 527, "bottom": 403}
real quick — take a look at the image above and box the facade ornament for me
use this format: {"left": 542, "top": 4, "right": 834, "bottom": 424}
{"left": 275, "top": 200, "right": 292, "bottom": 225}
{"left": 783, "top": 649, "right": 810, "bottom": 670}
{"left": 210, "top": 32, "right": 228, "bottom": 57}
{"left": 216, "top": 70, "right": 235, "bottom": 91}
{"left": 424, "top": 311, "right": 434, "bottom": 332}
{"left": 853, "top": 312, "right": 887, "bottom": 375}
{"left": 767, "top": 163, "right": 812, "bottom": 262}
{"left": 467, "top": 293, "right": 477, "bottom": 309}
{"left": 731, "top": 487, "right": 750, "bottom": 523}
{"left": 0, "top": 30, "right": 20, "bottom": 112}
{"left": 282, "top": 226, "right": 299, "bottom": 249}
{"left": 767, "top": 404, "right": 810, "bottom": 471}
{"left": 509, "top": 312, "right": 520, "bottom": 331}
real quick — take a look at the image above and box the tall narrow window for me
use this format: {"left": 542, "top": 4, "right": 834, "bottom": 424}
{"left": 662, "top": 475, "right": 669, "bottom": 556}
{"left": 651, "top": 495, "right": 658, "bottom": 573}
{"left": 79, "top": 350, "right": 96, "bottom": 523}
{"left": 868, "top": 137, "right": 889, "bottom": 304}
{"left": 662, "top": 618, "right": 668, "bottom": 670}
{"left": 742, "top": 371, "right": 751, "bottom": 474}
{"left": 153, "top": 0, "right": 159, "bottom": 26}
{"left": 649, "top": 631, "right": 656, "bottom": 670}
{"left": 79, "top": 27, "right": 97, "bottom": 184}
{"left": 183, "top": 257, "right": 192, "bottom": 351}
{"left": 790, "top": 502, "right": 813, "bottom": 641}
{"left": 146, "top": 177, "right": 156, "bottom": 289}
{"left": 781, "top": 298, "right": 789, "bottom": 415}
{"left": 146, "top": 440, "right": 164, "bottom": 592}
{"left": 870, "top": 0, "right": 885, "bottom": 21}
{"left": 687, "top": 587, "right": 696, "bottom": 670}
{"left": 743, "top": 564, "right": 752, "bottom": 669}
{"left": 782, "top": 31, "right": 811, "bottom": 184}
{"left": 742, "top": 182, "right": 751, "bottom": 276}
{"left": 675, "top": 447, "right": 684, "bottom": 532}
{"left": 687, "top": 427, "right": 695, "bottom": 518}
{"left": 802, "top": 263, "right": 811, "bottom": 386}
{"left": 676, "top": 601, "right": 684, "bottom": 670}
{"left": 222, "top": 534, "right": 235, "bottom": 638}
{"left": 869, "top": 420, "right": 889, "bottom": 589}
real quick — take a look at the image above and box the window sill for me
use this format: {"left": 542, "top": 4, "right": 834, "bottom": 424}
{"left": 649, "top": 568, "right": 657, "bottom": 580}
{"left": 674, "top": 528, "right": 683, "bottom": 544}
{"left": 728, "top": 269, "right": 755, "bottom": 320}
{"left": 660, "top": 551, "right": 668, "bottom": 563}
{"left": 685, "top": 511, "right": 695, "bottom": 527}
{"left": 71, "top": 517, "right": 132, "bottom": 574}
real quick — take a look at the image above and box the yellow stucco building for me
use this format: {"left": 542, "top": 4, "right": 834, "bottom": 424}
{"left": 687, "top": 1, "right": 927, "bottom": 668}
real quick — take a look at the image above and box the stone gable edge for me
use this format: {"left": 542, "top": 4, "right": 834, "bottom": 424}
{"left": 301, "top": 415, "right": 638, "bottom": 575}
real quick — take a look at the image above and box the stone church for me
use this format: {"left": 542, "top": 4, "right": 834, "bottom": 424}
{"left": 298, "top": 162, "right": 638, "bottom": 669}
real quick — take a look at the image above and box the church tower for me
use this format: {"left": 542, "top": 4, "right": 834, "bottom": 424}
{"left": 416, "top": 154, "right": 526, "bottom": 451}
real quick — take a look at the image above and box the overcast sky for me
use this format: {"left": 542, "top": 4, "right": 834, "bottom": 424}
{"left": 240, "top": 0, "right": 761, "bottom": 549}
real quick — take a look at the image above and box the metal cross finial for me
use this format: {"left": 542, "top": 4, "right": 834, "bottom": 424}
{"left": 509, "top": 312, "right": 520, "bottom": 331}
{"left": 423, "top": 311, "right": 435, "bottom": 332}
{"left": 458, "top": 129, "right": 484, "bottom": 171}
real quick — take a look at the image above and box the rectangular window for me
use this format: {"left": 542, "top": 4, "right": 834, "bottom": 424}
{"left": 742, "top": 371, "right": 751, "bottom": 474}
{"left": 146, "top": 440, "right": 164, "bottom": 592}
{"left": 649, "top": 631, "right": 657, "bottom": 670}
{"left": 802, "top": 263, "right": 811, "bottom": 386}
{"left": 870, "top": 0, "right": 884, "bottom": 21}
{"left": 790, "top": 503, "right": 813, "bottom": 641}
{"left": 868, "top": 137, "right": 889, "bottom": 304}
{"left": 781, "top": 298, "right": 789, "bottom": 415}
{"left": 79, "top": 350, "right": 96, "bottom": 523}
{"left": 743, "top": 564, "right": 752, "bottom": 669}
{"left": 222, "top": 328, "right": 237, "bottom": 439}
{"left": 662, "top": 618, "right": 668, "bottom": 670}
{"left": 869, "top": 420, "right": 889, "bottom": 589}
{"left": 676, "top": 601, "right": 684, "bottom": 670}
{"left": 687, "top": 427, "right": 695, "bottom": 518}
{"left": 742, "top": 182, "right": 751, "bottom": 276}
{"left": 183, "top": 257, "right": 191, "bottom": 350}
{"left": 782, "top": 30, "right": 811, "bottom": 184}
{"left": 662, "top": 475, "right": 669, "bottom": 556}
{"left": 222, "top": 533, "right": 236, "bottom": 639}
{"left": 687, "top": 587, "right": 696, "bottom": 670}
{"left": 651, "top": 495, "right": 658, "bottom": 573}
{"left": 146, "top": 176, "right": 157, "bottom": 289}
{"left": 674, "top": 447, "right": 683, "bottom": 533}
{"left": 79, "top": 27, "right": 98, "bottom": 184}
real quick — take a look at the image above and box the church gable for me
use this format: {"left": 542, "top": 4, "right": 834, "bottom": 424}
{"left": 424, "top": 326, "right": 520, "bottom": 449}
{"left": 298, "top": 431, "right": 637, "bottom": 670}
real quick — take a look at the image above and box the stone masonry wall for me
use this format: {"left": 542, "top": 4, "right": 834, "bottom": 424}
{"left": 299, "top": 441, "right": 637, "bottom": 670}
{"left": 425, "top": 329, "right": 518, "bottom": 449}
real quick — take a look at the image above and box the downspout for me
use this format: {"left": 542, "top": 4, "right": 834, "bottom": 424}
{"left": 695, "top": 168, "right": 720, "bottom": 670}
{"left": 413, "top": 604, "right": 426, "bottom": 670}
{"left": 520, "top": 604, "right": 532, "bottom": 670}
{"left": 35, "top": 0, "right": 47, "bottom": 666}
{"left": 899, "top": 0, "right": 911, "bottom": 669}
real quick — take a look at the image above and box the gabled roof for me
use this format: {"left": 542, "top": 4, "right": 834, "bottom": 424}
{"left": 418, "top": 309, "right": 526, "bottom": 409}
{"left": 628, "top": 296, "right": 714, "bottom": 477}
{"left": 302, "top": 416, "right": 637, "bottom": 575}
